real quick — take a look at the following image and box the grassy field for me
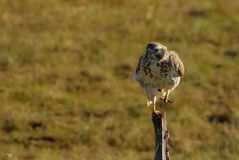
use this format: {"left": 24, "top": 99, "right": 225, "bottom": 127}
{"left": 0, "top": 0, "right": 239, "bottom": 159}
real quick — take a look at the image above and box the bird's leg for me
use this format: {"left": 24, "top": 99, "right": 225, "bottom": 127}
{"left": 153, "top": 96, "right": 161, "bottom": 114}
{"left": 164, "top": 91, "right": 170, "bottom": 103}
{"left": 160, "top": 91, "right": 173, "bottom": 103}
{"left": 159, "top": 89, "right": 166, "bottom": 102}
{"left": 160, "top": 97, "right": 172, "bottom": 103}
{"left": 153, "top": 105, "right": 161, "bottom": 114}
{"left": 160, "top": 91, "right": 167, "bottom": 102}
{"left": 165, "top": 91, "right": 173, "bottom": 103}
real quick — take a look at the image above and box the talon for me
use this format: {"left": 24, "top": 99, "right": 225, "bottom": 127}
{"left": 164, "top": 98, "right": 168, "bottom": 103}
{"left": 154, "top": 110, "right": 161, "bottom": 115}
{"left": 160, "top": 97, "right": 173, "bottom": 103}
{"left": 153, "top": 105, "right": 161, "bottom": 115}
{"left": 168, "top": 99, "right": 173, "bottom": 103}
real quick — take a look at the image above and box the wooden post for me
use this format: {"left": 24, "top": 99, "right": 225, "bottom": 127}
{"left": 152, "top": 112, "right": 170, "bottom": 160}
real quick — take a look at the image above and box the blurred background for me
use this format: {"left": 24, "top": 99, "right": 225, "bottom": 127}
{"left": 0, "top": 0, "right": 238, "bottom": 160}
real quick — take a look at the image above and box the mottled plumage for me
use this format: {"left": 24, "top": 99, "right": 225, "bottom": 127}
{"left": 133, "top": 42, "right": 185, "bottom": 113}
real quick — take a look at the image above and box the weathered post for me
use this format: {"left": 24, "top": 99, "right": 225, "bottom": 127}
{"left": 152, "top": 112, "right": 170, "bottom": 160}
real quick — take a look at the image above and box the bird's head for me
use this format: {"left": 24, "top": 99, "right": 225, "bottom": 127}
{"left": 146, "top": 42, "right": 167, "bottom": 60}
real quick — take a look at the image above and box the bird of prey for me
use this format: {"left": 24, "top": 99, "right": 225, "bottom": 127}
{"left": 133, "top": 42, "right": 185, "bottom": 114}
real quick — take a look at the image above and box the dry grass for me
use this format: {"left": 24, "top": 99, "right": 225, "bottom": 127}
{"left": 0, "top": 0, "right": 239, "bottom": 159}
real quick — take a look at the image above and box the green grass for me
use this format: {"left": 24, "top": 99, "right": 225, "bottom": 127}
{"left": 0, "top": 0, "right": 239, "bottom": 159}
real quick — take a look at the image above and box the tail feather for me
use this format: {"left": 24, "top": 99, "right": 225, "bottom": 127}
{"left": 132, "top": 74, "right": 139, "bottom": 81}
{"left": 147, "top": 99, "right": 153, "bottom": 107}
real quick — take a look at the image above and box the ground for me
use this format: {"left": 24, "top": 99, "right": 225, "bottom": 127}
{"left": 0, "top": 0, "right": 239, "bottom": 160}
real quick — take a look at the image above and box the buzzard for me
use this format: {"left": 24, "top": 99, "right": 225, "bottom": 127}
{"left": 133, "top": 42, "right": 185, "bottom": 114}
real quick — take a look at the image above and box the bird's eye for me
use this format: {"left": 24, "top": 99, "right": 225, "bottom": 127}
{"left": 154, "top": 48, "right": 159, "bottom": 52}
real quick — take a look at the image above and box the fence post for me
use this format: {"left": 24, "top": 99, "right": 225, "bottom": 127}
{"left": 152, "top": 112, "right": 170, "bottom": 160}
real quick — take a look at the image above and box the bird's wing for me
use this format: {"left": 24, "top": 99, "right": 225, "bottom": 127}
{"left": 133, "top": 55, "right": 143, "bottom": 81}
{"left": 135, "top": 55, "right": 143, "bottom": 74}
{"left": 170, "top": 51, "right": 185, "bottom": 77}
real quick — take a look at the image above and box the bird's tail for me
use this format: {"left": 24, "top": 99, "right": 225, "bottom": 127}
{"left": 147, "top": 99, "right": 153, "bottom": 107}
{"left": 132, "top": 74, "right": 140, "bottom": 81}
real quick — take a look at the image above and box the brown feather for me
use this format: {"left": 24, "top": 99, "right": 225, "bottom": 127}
{"left": 136, "top": 56, "right": 143, "bottom": 74}
{"left": 170, "top": 51, "right": 185, "bottom": 77}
